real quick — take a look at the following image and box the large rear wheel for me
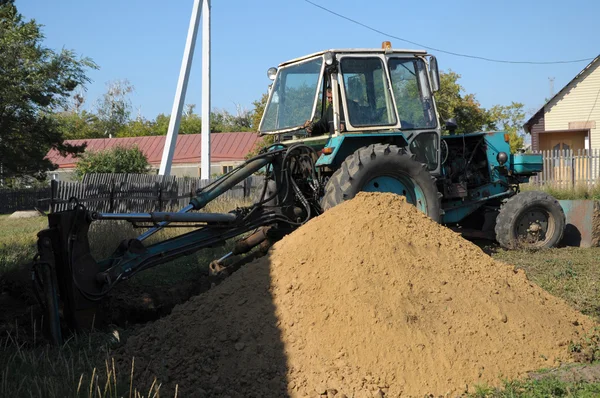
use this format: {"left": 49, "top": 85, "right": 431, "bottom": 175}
{"left": 321, "top": 144, "right": 441, "bottom": 221}
{"left": 495, "top": 191, "right": 565, "bottom": 249}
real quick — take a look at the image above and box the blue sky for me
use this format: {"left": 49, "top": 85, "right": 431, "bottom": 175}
{"left": 18, "top": 0, "right": 599, "bottom": 123}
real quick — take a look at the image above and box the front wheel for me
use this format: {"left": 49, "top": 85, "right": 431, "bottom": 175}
{"left": 321, "top": 144, "right": 441, "bottom": 221}
{"left": 495, "top": 191, "right": 565, "bottom": 249}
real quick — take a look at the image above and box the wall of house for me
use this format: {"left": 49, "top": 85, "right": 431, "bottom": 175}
{"left": 538, "top": 131, "right": 586, "bottom": 152}
{"left": 545, "top": 61, "right": 600, "bottom": 149}
{"left": 168, "top": 161, "right": 245, "bottom": 178}
{"left": 527, "top": 110, "right": 545, "bottom": 151}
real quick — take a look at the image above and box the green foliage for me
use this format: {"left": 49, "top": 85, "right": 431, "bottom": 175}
{"left": 125, "top": 117, "right": 160, "bottom": 137}
{"left": 436, "top": 70, "right": 495, "bottom": 135}
{"left": 53, "top": 110, "right": 104, "bottom": 139}
{"left": 0, "top": 2, "right": 97, "bottom": 179}
{"left": 74, "top": 146, "right": 150, "bottom": 179}
{"left": 469, "top": 376, "right": 600, "bottom": 397}
{"left": 488, "top": 102, "right": 526, "bottom": 152}
{"left": 0, "top": 214, "right": 46, "bottom": 274}
{"left": 435, "top": 71, "right": 526, "bottom": 152}
{"left": 181, "top": 104, "right": 202, "bottom": 134}
{"left": 210, "top": 108, "right": 253, "bottom": 133}
{"left": 251, "top": 93, "right": 269, "bottom": 130}
{"left": 95, "top": 79, "right": 134, "bottom": 137}
{"left": 154, "top": 113, "right": 170, "bottom": 135}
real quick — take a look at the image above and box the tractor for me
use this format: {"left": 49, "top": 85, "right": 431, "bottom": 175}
{"left": 34, "top": 43, "right": 564, "bottom": 343}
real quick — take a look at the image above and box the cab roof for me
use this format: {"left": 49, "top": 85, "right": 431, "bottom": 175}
{"left": 279, "top": 48, "right": 429, "bottom": 67}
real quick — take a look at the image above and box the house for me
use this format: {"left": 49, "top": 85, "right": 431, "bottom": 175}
{"left": 524, "top": 55, "right": 600, "bottom": 153}
{"left": 46, "top": 132, "right": 262, "bottom": 181}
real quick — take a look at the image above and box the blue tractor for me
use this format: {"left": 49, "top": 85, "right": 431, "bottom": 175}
{"left": 34, "top": 44, "right": 565, "bottom": 343}
{"left": 258, "top": 43, "right": 565, "bottom": 250}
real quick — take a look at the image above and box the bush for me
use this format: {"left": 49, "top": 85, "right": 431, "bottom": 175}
{"left": 75, "top": 146, "right": 150, "bottom": 179}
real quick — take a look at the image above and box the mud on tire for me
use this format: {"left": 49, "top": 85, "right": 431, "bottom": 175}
{"left": 321, "top": 144, "right": 441, "bottom": 222}
{"left": 495, "top": 191, "right": 565, "bottom": 249}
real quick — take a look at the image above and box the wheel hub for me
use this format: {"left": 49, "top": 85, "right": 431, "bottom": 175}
{"left": 516, "top": 208, "right": 552, "bottom": 247}
{"left": 363, "top": 175, "right": 427, "bottom": 213}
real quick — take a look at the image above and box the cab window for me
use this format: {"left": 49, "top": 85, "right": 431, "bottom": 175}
{"left": 339, "top": 57, "right": 396, "bottom": 127}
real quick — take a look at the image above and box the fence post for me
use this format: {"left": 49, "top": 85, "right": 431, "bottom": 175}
{"left": 157, "top": 182, "right": 162, "bottom": 212}
{"left": 571, "top": 150, "right": 575, "bottom": 188}
{"left": 109, "top": 180, "right": 115, "bottom": 213}
{"left": 50, "top": 180, "right": 57, "bottom": 213}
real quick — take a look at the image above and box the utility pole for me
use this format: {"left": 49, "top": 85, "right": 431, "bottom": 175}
{"left": 201, "top": 0, "right": 211, "bottom": 179}
{"left": 549, "top": 77, "right": 555, "bottom": 98}
{"left": 159, "top": 0, "right": 211, "bottom": 177}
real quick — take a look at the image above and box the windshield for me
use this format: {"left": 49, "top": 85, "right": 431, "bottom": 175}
{"left": 259, "top": 57, "right": 323, "bottom": 133}
{"left": 388, "top": 58, "right": 437, "bottom": 129}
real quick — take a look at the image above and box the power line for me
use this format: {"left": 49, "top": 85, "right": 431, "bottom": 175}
{"left": 585, "top": 87, "right": 600, "bottom": 124}
{"left": 302, "top": 0, "right": 595, "bottom": 65}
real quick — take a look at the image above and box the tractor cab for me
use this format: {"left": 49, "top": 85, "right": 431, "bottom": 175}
{"left": 258, "top": 43, "right": 444, "bottom": 175}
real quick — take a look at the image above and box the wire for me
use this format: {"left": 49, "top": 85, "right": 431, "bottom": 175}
{"left": 302, "top": 0, "right": 595, "bottom": 65}
{"left": 586, "top": 87, "right": 600, "bottom": 124}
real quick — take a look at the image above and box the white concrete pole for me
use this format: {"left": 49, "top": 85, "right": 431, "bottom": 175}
{"left": 200, "top": 0, "right": 211, "bottom": 179}
{"left": 159, "top": 0, "right": 202, "bottom": 176}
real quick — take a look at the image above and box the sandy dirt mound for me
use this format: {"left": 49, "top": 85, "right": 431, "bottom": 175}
{"left": 117, "top": 192, "right": 596, "bottom": 397}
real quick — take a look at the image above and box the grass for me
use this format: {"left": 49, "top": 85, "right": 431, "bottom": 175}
{"left": 0, "top": 326, "right": 168, "bottom": 397}
{"left": 469, "top": 377, "right": 600, "bottom": 397}
{"left": 5, "top": 199, "right": 600, "bottom": 396}
{"left": 491, "top": 247, "right": 600, "bottom": 319}
{"left": 0, "top": 214, "right": 47, "bottom": 274}
{"left": 522, "top": 183, "right": 600, "bottom": 200}
{"left": 0, "top": 198, "right": 248, "bottom": 397}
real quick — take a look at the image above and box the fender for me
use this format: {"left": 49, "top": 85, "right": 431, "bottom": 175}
{"left": 316, "top": 132, "right": 409, "bottom": 168}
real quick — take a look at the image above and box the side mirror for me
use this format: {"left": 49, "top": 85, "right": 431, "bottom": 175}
{"left": 429, "top": 56, "right": 440, "bottom": 92}
{"left": 445, "top": 118, "right": 458, "bottom": 135}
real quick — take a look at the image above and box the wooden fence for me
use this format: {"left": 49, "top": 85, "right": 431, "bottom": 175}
{"left": 5, "top": 149, "right": 597, "bottom": 215}
{"left": 529, "top": 149, "right": 600, "bottom": 187}
{"left": 49, "top": 173, "right": 262, "bottom": 213}
{"left": 0, "top": 188, "right": 51, "bottom": 214}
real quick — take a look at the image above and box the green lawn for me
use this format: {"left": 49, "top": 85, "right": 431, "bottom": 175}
{"left": 0, "top": 214, "right": 47, "bottom": 274}
{"left": 491, "top": 246, "right": 600, "bottom": 319}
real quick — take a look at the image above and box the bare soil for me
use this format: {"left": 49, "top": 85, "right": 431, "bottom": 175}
{"left": 115, "top": 192, "right": 598, "bottom": 397}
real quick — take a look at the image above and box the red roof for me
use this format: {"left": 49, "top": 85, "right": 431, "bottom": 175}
{"left": 46, "top": 132, "right": 262, "bottom": 169}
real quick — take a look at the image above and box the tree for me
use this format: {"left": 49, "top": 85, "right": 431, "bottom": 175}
{"left": 251, "top": 93, "right": 269, "bottom": 131}
{"left": 95, "top": 79, "right": 134, "bottom": 138}
{"left": 125, "top": 117, "right": 159, "bottom": 137}
{"left": 435, "top": 70, "right": 495, "bottom": 135}
{"left": 0, "top": 2, "right": 97, "bottom": 180}
{"left": 245, "top": 93, "right": 272, "bottom": 159}
{"left": 53, "top": 110, "right": 104, "bottom": 139}
{"left": 210, "top": 108, "right": 253, "bottom": 132}
{"left": 488, "top": 102, "right": 526, "bottom": 152}
{"left": 74, "top": 146, "right": 150, "bottom": 179}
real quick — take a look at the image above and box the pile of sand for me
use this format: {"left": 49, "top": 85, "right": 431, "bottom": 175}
{"left": 117, "top": 192, "right": 595, "bottom": 397}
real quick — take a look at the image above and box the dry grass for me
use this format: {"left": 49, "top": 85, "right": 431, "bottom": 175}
{"left": 0, "top": 198, "right": 249, "bottom": 397}
{"left": 1, "top": 325, "right": 169, "bottom": 397}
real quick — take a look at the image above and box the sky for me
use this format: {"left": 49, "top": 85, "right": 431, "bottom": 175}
{"left": 17, "top": 0, "right": 600, "bottom": 123}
